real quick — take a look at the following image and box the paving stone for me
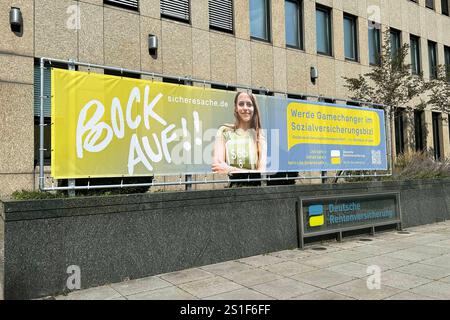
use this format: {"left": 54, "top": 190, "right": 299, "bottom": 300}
{"left": 355, "top": 256, "right": 411, "bottom": 271}
{"left": 237, "top": 255, "right": 286, "bottom": 267}
{"left": 439, "top": 276, "right": 450, "bottom": 284}
{"left": 220, "top": 268, "right": 283, "bottom": 287}
{"left": 352, "top": 244, "right": 399, "bottom": 255}
{"left": 326, "top": 262, "right": 372, "bottom": 278}
{"left": 395, "top": 263, "right": 450, "bottom": 281}
{"left": 290, "top": 269, "right": 356, "bottom": 289}
{"left": 200, "top": 261, "right": 253, "bottom": 276}
{"left": 205, "top": 288, "right": 274, "bottom": 300}
{"left": 291, "top": 289, "right": 354, "bottom": 300}
{"left": 407, "top": 245, "right": 450, "bottom": 256}
{"left": 380, "top": 249, "right": 437, "bottom": 263}
{"left": 384, "top": 291, "right": 434, "bottom": 300}
{"left": 178, "top": 276, "right": 243, "bottom": 299}
{"left": 55, "top": 285, "right": 122, "bottom": 300}
{"left": 379, "top": 271, "right": 433, "bottom": 290}
{"left": 110, "top": 276, "right": 172, "bottom": 296}
{"left": 298, "top": 254, "right": 348, "bottom": 269}
{"left": 159, "top": 268, "right": 214, "bottom": 285}
{"left": 127, "top": 286, "right": 197, "bottom": 300}
{"left": 323, "top": 250, "right": 375, "bottom": 262}
{"left": 420, "top": 254, "right": 450, "bottom": 269}
{"left": 328, "top": 279, "right": 401, "bottom": 300}
{"left": 261, "top": 261, "right": 317, "bottom": 277}
{"left": 251, "top": 278, "right": 319, "bottom": 300}
{"left": 410, "top": 281, "right": 450, "bottom": 300}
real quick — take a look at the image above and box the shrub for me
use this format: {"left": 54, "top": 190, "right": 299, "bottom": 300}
{"left": 11, "top": 190, "right": 66, "bottom": 200}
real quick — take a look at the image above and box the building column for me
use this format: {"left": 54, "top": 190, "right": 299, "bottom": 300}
{"left": 424, "top": 110, "right": 434, "bottom": 155}
{"left": 441, "top": 113, "right": 450, "bottom": 159}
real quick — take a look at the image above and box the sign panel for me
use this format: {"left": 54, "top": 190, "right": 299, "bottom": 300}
{"left": 301, "top": 193, "right": 400, "bottom": 235}
{"left": 51, "top": 69, "right": 388, "bottom": 178}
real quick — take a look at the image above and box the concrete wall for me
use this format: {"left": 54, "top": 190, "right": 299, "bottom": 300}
{"left": 1, "top": 178, "right": 449, "bottom": 299}
{"left": 1, "top": 0, "right": 450, "bottom": 197}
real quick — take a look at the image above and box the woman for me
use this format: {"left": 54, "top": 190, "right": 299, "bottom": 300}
{"left": 212, "top": 91, "right": 267, "bottom": 178}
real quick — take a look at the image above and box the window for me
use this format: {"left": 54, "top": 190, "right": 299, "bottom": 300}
{"left": 287, "top": 94, "right": 307, "bottom": 101}
{"left": 410, "top": 35, "right": 421, "bottom": 75}
{"left": 426, "top": 0, "right": 435, "bottom": 9}
{"left": 210, "top": 83, "right": 236, "bottom": 91}
{"left": 316, "top": 5, "right": 332, "bottom": 56}
{"left": 104, "top": 0, "right": 139, "bottom": 10}
{"left": 209, "top": 0, "right": 233, "bottom": 33}
{"left": 445, "top": 46, "right": 450, "bottom": 80}
{"left": 414, "top": 111, "right": 424, "bottom": 152}
{"left": 33, "top": 61, "right": 74, "bottom": 165}
{"left": 428, "top": 40, "right": 438, "bottom": 79}
{"left": 104, "top": 69, "right": 141, "bottom": 79}
{"left": 161, "top": 0, "right": 190, "bottom": 23}
{"left": 442, "top": 0, "right": 450, "bottom": 15}
{"left": 250, "top": 0, "right": 271, "bottom": 41}
{"left": 368, "top": 22, "right": 381, "bottom": 65}
{"left": 285, "top": 0, "right": 303, "bottom": 49}
{"left": 432, "top": 112, "right": 442, "bottom": 160}
{"left": 344, "top": 14, "right": 358, "bottom": 61}
{"left": 390, "top": 28, "right": 401, "bottom": 59}
{"left": 394, "top": 109, "right": 405, "bottom": 155}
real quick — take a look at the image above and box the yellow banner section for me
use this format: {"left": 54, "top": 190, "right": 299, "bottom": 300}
{"left": 51, "top": 69, "right": 234, "bottom": 179}
{"left": 287, "top": 102, "right": 381, "bottom": 150}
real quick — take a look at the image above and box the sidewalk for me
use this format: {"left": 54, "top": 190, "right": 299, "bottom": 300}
{"left": 53, "top": 221, "right": 450, "bottom": 300}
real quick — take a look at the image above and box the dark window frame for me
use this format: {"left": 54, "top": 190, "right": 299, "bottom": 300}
{"left": 414, "top": 110, "right": 425, "bottom": 152}
{"left": 285, "top": 0, "right": 304, "bottom": 50}
{"left": 343, "top": 13, "right": 359, "bottom": 62}
{"left": 389, "top": 28, "right": 402, "bottom": 59}
{"left": 160, "top": 0, "right": 191, "bottom": 24}
{"left": 250, "top": 0, "right": 272, "bottom": 43}
{"left": 368, "top": 21, "right": 381, "bottom": 65}
{"left": 442, "top": 0, "right": 450, "bottom": 15}
{"left": 104, "top": 0, "right": 139, "bottom": 11}
{"left": 428, "top": 40, "right": 438, "bottom": 79}
{"left": 394, "top": 108, "right": 406, "bottom": 155}
{"left": 316, "top": 4, "right": 333, "bottom": 57}
{"left": 410, "top": 34, "right": 422, "bottom": 75}
{"left": 209, "top": 0, "right": 234, "bottom": 34}
{"left": 432, "top": 112, "right": 442, "bottom": 160}
{"left": 425, "top": 0, "right": 435, "bottom": 10}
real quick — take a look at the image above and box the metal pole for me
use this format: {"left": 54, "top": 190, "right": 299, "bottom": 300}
{"left": 39, "top": 58, "right": 45, "bottom": 191}
{"left": 67, "top": 60, "right": 76, "bottom": 197}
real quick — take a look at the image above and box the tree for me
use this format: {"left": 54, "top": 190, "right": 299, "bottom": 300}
{"left": 426, "top": 65, "right": 450, "bottom": 114}
{"left": 343, "top": 29, "right": 427, "bottom": 112}
{"left": 343, "top": 28, "right": 432, "bottom": 162}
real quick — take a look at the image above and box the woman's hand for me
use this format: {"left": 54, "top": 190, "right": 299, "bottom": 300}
{"left": 212, "top": 161, "right": 232, "bottom": 174}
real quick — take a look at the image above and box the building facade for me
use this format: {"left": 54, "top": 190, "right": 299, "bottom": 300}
{"left": 0, "top": 0, "right": 449, "bottom": 197}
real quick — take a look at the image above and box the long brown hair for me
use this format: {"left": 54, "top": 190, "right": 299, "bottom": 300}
{"left": 233, "top": 92, "right": 263, "bottom": 169}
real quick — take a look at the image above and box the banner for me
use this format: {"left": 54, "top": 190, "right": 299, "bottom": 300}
{"left": 51, "top": 69, "right": 387, "bottom": 179}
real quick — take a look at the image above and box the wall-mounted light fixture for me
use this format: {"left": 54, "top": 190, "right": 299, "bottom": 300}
{"left": 148, "top": 34, "right": 158, "bottom": 58}
{"left": 10, "top": 7, "right": 23, "bottom": 33}
{"left": 310, "top": 66, "right": 318, "bottom": 84}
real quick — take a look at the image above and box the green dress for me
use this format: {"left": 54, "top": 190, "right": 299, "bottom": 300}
{"left": 217, "top": 126, "right": 258, "bottom": 170}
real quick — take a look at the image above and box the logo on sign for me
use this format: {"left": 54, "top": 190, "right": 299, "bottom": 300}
{"left": 309, "top": 204, "right": 324, "bottom": 227}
